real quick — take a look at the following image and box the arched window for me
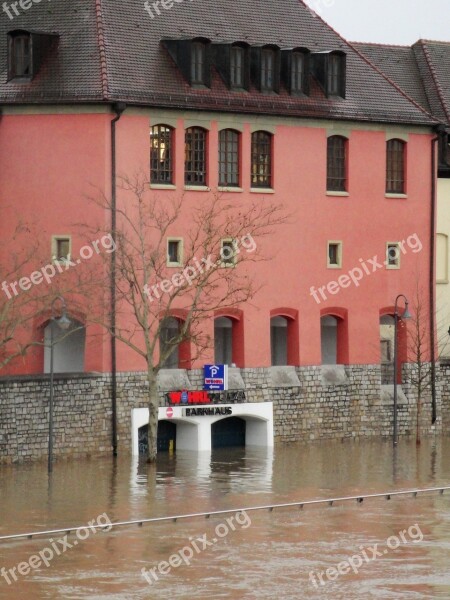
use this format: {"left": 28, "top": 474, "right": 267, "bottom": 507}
{"left": 327, "top": 135, "right": 347, "bottom": 192}
{"left": 150, "top": 125, "right": 174, "bottom": 184}
{"left": 159, "top": 317, "right": 180, "bottom": 369}
{"left": 251, "top": 131, "right": 272, "bottom": 188}
{"left": 214, "top": 317, "right": 233, "bottom": 365}
{"left": 320, "top": 311, "right": 348, "bottom": 365}
{"left": 44, "top": 319, "right": 85, "bottom": 373}
{"left": 185, "top": 127, "right": 207, "bottom": 185}
{"left": 386, "top": 139, "right": 406, "bottom": 194}
{"left": 271, "top": 316, "right": 288, "bottom": 366}
{"left": 219, "top": 129, "right": 240, "bottom": 187}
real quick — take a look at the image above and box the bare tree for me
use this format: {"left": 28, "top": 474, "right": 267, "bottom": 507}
{"left": 406, "top": 281, "right": 447, "bottom": 445}
{"left": 84, "top": 174, "right": 287, "bottom": 462}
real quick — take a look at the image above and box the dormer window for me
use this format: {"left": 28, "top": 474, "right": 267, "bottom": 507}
{"left": 8, "top": 32, "right": 30, "bottom": 79}
{"left": 261, "top": 48, "right": 275, "bottom": 91}
{"left": 311, "top": 51, "right": 346, "bottom": 98}
{"left": 231, "top": 45, "right": 245, "bottom": 88}
{"left": 191, "top": 41, "right": 206, "bottom": 85}
{"left": 7, "top": 30, "right": 58, "bottom": 82}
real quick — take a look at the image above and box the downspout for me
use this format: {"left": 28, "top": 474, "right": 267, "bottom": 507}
{"left": 110, "top": 102, "right": 126, "bottom": 456}
{"left": 430, "top": 124, "right": 447, "bottom": 424}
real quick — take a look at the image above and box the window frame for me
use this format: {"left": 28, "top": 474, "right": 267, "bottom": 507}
{"left": 261, "top": 47, "right": 275, "bottom": 92}
{"left": 230, "top": 45, "right": 246, "bottom": 89}
{"left": 220, "top": 238, "right": 237, "bottom": 268}
{"left": 167, "top": 238, "right": 184, "bottom": 267}
{"left": 327, "top": 241, "right": 343, "bottom": 269}
{"left": 159, "top": 317, "right": 180, "bottom": 369}
{"left": 150, "top": 124, "right": 174, "bottom": 185}
{"left": 8, "top": 32, "right": 31, "bottom": 80}
{"left": 386, "top": 242, "right": 401, "bottom": 269}
{"left": 327, "top": 135, "right": 348, "bottom": 193}
{"left": 51, "top": 235, "right": 72, "bottom": 264}
{"left": 218, "top": 129, "right": 240, "bottom": 187}
{"left": 251, "top": 130, "right": 273, "bottom": 189}
{"left": 184, "top": 126, "right": 208, "bottom": 186}
{"left": 386, "top": 139, "right": 406, "bottom": 194}
{"left": 191, "top": 41, "right": 206, "bottom": 85}
{"left": 291, "top": 51, "right": 305, "bottom": 94}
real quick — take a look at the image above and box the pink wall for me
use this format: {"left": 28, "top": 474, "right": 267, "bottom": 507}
{"left": 0, "top": 110, "right": 433, "bottom": 374}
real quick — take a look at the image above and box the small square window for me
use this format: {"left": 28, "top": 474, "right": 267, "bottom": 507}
{"left": 167, "top": 239, "right": 183, "bottom": 266}
{"left": 386, "top": 243, "right": 401, "bottom": 269}
{"left": 327, "top": 241, "right": 342, "bottom": 268}
{"left": 52, "top": 236, "right": 71, "bottom": 263}
{"left": 220, "top": 239, "right": 237, "bottom": 267}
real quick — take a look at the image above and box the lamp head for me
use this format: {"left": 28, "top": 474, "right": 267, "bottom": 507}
{"left": 56, "top": 312, "right": 71, "bottom": 331}
{"left": 401, "top": 302, "right": 412, "bottom": 320}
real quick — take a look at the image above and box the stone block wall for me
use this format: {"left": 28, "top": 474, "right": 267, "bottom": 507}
{"left": 0, "top": 362, "right": 448, "bottom": 463}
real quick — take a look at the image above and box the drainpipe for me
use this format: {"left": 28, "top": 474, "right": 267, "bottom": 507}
{"left": 430, "top": 124, "right": 447, "bottom": 424}
{"left": 110, "top": 102, "right": 126, "bottom": 456}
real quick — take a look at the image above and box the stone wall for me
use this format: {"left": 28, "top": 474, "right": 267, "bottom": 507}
{"left": 0, "top": 363, "right": 447, "bottom": 463}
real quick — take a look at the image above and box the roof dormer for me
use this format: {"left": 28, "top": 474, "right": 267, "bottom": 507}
{"left": 7, "top": 29, "right": 58, "bottom": 82}
{"left": 311, "top": 50, "right": 346, "bottom": 98}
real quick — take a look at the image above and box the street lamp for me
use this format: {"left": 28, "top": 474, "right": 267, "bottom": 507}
{"left": 393, "top": 294, "right": 412, "bottom": 447}
{"left": 48, "top": 296, "right": 71, "bottom": 473}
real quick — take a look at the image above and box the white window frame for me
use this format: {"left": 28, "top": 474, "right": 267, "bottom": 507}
{"left": 327, "top": 241, "right": 342, "bottom": 269}
{"left": 167, "top": 238, "right": 184, "bottom": 267}
{"left": 386, "top": 242, "right": 401, "bottom": 269}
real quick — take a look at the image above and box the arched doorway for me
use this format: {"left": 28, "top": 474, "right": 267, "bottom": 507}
{"left": 44, "top": 319, "right": 85, "bottom": 373}
{"left": 212, "top": 417, "right": 246, "bottom": 448}
{"left": 138, "top": 421, "right": 177, "bottom": 454}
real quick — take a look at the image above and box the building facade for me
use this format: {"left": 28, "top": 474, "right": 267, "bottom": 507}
{"left": 0, "top": 0, "right": 445, "bottom": 460}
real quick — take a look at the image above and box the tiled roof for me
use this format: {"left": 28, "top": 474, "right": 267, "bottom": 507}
{"left": 354, "top": 39, "right": 450, "bottom": 126}
{"left": 0, "top": 0, "right": 435, "bottom": 126}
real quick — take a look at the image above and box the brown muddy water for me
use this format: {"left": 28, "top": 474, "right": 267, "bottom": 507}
{"left": 0, "top": 438, "right": 449, "bottom": 599}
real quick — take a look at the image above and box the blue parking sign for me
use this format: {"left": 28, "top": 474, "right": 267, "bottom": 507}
{"left": 203, "top": 364, "right": 228, "bottom": 391}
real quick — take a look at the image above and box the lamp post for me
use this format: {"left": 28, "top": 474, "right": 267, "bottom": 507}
{"left": 393, "top": 294, "right": 412, "bottom": 447}
{"left": 48, "top": 296, "right": 71, "bottom": 474}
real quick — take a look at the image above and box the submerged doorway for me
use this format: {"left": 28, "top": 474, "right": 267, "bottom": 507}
{"left": 211, "top": 417, "right": 246, "bottom": 448}
{"left": 138, "top": 421, "right": 177, "bottom": 454}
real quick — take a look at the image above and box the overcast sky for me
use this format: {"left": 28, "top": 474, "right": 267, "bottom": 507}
{"left": 303, "top": 0, "right": 450, "bottom": 45}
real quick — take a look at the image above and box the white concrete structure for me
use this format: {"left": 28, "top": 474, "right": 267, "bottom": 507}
{"left": 131, "top": 402, "right": 274, "bottom": 455}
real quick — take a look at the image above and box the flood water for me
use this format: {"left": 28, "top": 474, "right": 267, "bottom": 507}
{"left": 0, "top": 438, "right": 450, "bottom": 599}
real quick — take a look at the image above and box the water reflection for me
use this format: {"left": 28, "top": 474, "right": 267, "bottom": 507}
{"left": 0, "top": 438, "right": 449, "bottom": 599}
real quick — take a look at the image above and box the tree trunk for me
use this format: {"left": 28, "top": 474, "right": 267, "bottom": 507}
{"left": 416, "top": 389, "right": 421, "bottom": 446}
{"left": 147, "top": 367, "right": 159, "bottom": 463}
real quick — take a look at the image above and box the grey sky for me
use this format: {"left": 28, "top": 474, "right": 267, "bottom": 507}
{"left": 303, "top": 0, "right": 450, "bottom": 45}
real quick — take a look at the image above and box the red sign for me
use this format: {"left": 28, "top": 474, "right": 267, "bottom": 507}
{"left": 166, "top": 407, "right": 174, "bottom": 418}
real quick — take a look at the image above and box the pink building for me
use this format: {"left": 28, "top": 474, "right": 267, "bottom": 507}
{"left": 0, "top": 0, "right": 444, "bottom": 459}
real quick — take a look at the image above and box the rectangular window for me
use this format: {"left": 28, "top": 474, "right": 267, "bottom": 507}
{"left": 386, "top": 243, "right": 401, "bottom": 269}
{"left": 219, "top": 129, "right": 240, "bottom": 187}
{"left": 9, "top": 34, "right": 31, "bottom": 79}
{"left": 386, "top": 139, "right": 406, "bottom": 194}
{"left": 327, "top": 54, "right": 341, "bottom": 95}
{"left": 327, "top": 136, "right": 347, "bottom": 192}
{"left": 52, "top": 236, "right": 71, "bottom": 263}
{"left": 261, "top": 48, "right": 275, "bottom": 91}
{"left": 150, "top": 125, "right": 173, "bottom": 184}
{"left": 230, "top": 46, "right": 245, "bottom": 88}
{"left": 251, "top": 131, "right": 272, "bottom": 188}
{"left": 191, "top": 42, "right": 205, "bottom": 85}
{"left": 327, "top": 241, "right": 342, "bottom": 268}
{"left": 220, "top": 239, "right": 237, "bottom": 267}
{"left": 185, "top": 127, "right": 207, "bottom": 185}
{"left": 291, "top": 52, "right": 304, "bottom": 93}
{"left": 167, "top": 239, "right": 183, "bottom": 267}
{"left": 437, "top": 233, "right": 448, "bottom": 283}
